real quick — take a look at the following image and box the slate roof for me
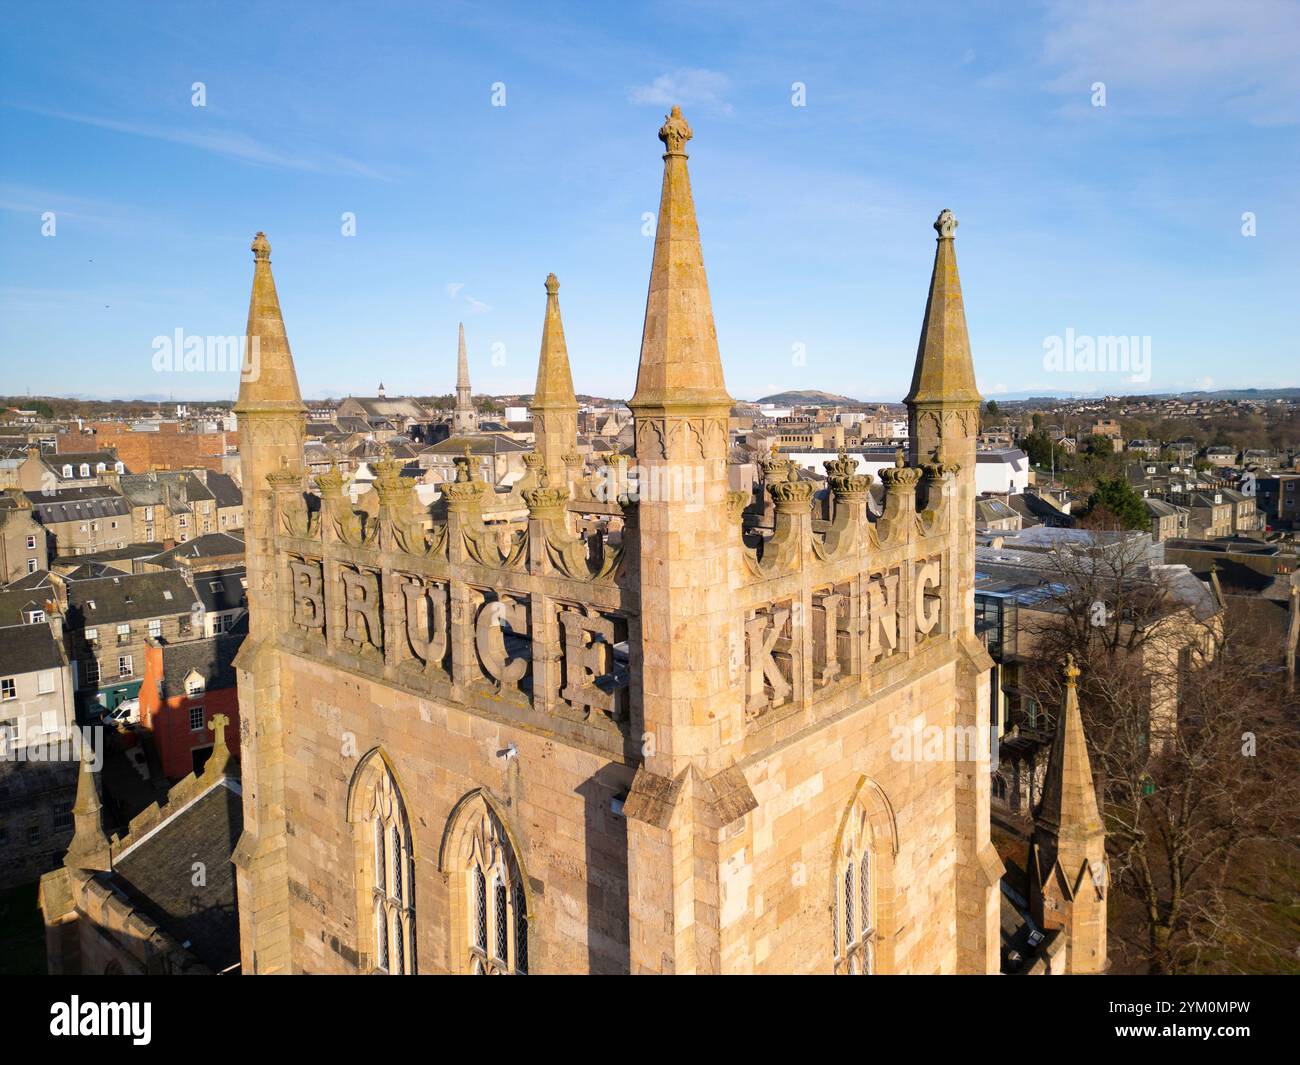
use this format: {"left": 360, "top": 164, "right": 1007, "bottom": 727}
{"left": 4, "top": 568, "right": 52, "bottom": 591}
{"left": 158, "top": 629, "right": 243, "bottom": 698}
{"left": 205, "top": 472, "right": 243, "bottom": 509}
{"left": 422, "top": 435, "right": 529, "bottom": 456}
{"left": 0, "top": 582, "right": 56, "bottom": 626}
{"left": 150, "top": 533, "right": 245, "bottom": 568}
{"left": 192, "top": 568, "right": 247, "bottom": 613}
{"left": 65, "top": 570, "right": 195, "bottom": 626}
{"left": 0, "top": 621, "right": 65, "bottom": 675}
{"left": 53, "top": 542, "right": 164, "bottom": 567}
{"left": 158, "top": 471, "right": 214, "bottom": 503}
{"left": 118, "top": 474, "right": 166, "bottom": 507}
{"left": 111, "top": 779, "right": 243, "bottom": 972}
{"left": 25, "top": 487, "right": 129, "bottom": 524}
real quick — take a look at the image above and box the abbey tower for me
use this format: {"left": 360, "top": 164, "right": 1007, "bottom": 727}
{"left": 231, "top": 107, "right": 1003, "bottom": 975}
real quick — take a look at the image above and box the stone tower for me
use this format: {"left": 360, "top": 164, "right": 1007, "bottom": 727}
{"left": 231, "top": 109, "right": 1001, "bottom": 976}
{"left": 622, "top": 104, "right": 746, "bottom": 973}
{"left": 452, "top": 322, "right": 477, "bottom": 435}
{"left": 1029, "top": 656, "right": 1108, "bottom": 974}
{"left": 231, "top": 230, "right": 306, "bottom": 974}
{"left": 530, "top": 273, "right": 578, "bottom": 485}
{"left": 903, "top": 207, "right": 998, "bottom": 974}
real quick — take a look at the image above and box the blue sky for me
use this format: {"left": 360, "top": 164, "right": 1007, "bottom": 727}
{"left": 1, "top": 0, "right": 1297, "bottom": 403}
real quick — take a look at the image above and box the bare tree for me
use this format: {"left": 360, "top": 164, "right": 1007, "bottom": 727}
{"left": 1020, "top": 525, "right": 1300, "bottom": 973}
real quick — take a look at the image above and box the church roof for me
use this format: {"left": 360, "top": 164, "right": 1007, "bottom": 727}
{"left": 110, "top": 778, "right": 243, "bottom": 972}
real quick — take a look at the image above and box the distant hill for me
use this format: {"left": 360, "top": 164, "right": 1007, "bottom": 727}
{"left": 752, "top": 389, "right": 864, "bottom": 407}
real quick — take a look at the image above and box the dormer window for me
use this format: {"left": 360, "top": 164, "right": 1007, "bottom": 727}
{"left": 184, "top": 671, "right": 205, "bottom": 696}
{"left": 79, "top": 464, "right": 90, "bottom": 477}
{"left": 96, "top": 462, "right": 105, "bottom": 473}
{"left": 115, "top": 462, "right": 124, "bottom": 474}
{"left": 62, "top": 465, "right": 73, "bottom": 478}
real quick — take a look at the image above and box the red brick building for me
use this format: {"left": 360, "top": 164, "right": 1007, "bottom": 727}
{"left": 81, "top": 423, "right": 232, "bottom": 475}
{"left": 139, "top": 626, "right": 243, "bottom": 779}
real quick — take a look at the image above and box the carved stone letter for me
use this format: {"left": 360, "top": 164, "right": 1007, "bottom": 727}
{"left": 341, "top": 568, "right": 381, "bottom": 650}
{"left": 475, "top": 596, "right": 529, "bottom": 687}
{"left": 559, "top": 610, "right": 626, "bottom": 717}
{"left": 915, "top": 559, "right": 942, "bottom": 636}
{"left": 746, "top": 606, "right": 791, "bottom": 715}
{"left": 402, "top": 580, "right": 448, "bottom": 668}
{"left": 867, "top": 571, "right": 899, "bottom": 663}
{"left": 813, "top": 591, "right": 843, "bottom": 686}
{"left": 290, "top": 560, "right": 325, "bottom": 631}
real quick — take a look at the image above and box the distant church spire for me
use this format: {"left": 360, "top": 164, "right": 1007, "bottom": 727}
{"left": 532, "top": 273, "right": 578, "bottom": 481}
{"left": 452, "top": 322, "right": 477, "bottom": 435}
{"left": 234, "top": 232, "right": 306, "bottom": 414}
{"left": 628, "top": 105, "right": 731, "bottom": 416}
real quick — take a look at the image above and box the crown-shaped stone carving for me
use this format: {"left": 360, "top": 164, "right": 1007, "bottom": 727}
{"left": 524, "top": 482, "right": 569, "bottom": 514}
{"left": 824, "top": 450, "right": 873, "bottom": 498}
{"left": 880, "top": 448, "right": 922, "bottom": 488}
{"left": 659, "top": 105, "right": 693, "bottom": 156}
{"left": 373, "top": 448, "right": 407, "bottom": 505}
{"left": 759, "top": 448, "right": 791, "bottom": 481}
{"left": 922, "top": 445, "right": 962, "bottom": 481}
{"left": 768, "top": 466, "right": 814, "bottom": 510}
{"left": 317, "top": 462, "right": 345, "bottom": 496}
{"left": 934, "top": 208, "right": 958, "bottom": 239}
{"left": 251, "top": 230, "right": 271, "bottom": 261}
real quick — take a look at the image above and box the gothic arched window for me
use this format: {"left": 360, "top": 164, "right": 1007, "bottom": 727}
{"left": 446, "top": 793, "right": 529, "bottom": 975}
{"left": 349, "top": 753, "right": 416, "bottom": 975}
{"left": 833, "top": 779, "right": 895, "bottom": 975}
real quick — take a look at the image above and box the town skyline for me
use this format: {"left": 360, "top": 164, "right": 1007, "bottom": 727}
{"left": 3, "top": 2, "right": 1298, "bottom": 403}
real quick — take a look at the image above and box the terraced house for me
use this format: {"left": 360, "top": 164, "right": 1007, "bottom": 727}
{"left": 62, "top": 570, "right": 198, "bottom": 712}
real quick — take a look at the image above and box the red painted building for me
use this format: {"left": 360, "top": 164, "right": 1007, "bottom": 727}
{"left": 139, "top": 625, "right": 243, "bottom": 779}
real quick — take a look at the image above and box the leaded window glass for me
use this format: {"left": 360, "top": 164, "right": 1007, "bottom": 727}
{"left": 365, "top": 761, "right": 415, "bottom": 974}
{"left": 463, "top": 803, "right": 529, "bottom": 974}
{"left": 474, "top": 866, "right": 488, "bottom": 952}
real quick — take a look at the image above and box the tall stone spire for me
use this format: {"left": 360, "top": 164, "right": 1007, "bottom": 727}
{"left": 452, "top": 322, "right": 478, "bottom": 435}
{"left": 1029, "top": 655, "right": 1108, "bottom": 973}
{"left": 235, "top": 232, "right": 306, "bottom": 415}
{"left": 628, "top": 105, "right": 732, "bottom": 414}
{"left": 622, "top": 107, "right": 746, "bottom": 975}
{"left": 904, "top": 210, "right": 982, "bottom": 640}
{"left": 904, "top": 209, "right": 980, "bottom": 410}
{"left": 1035, "top": 655, "right": 1104, "bottom": 840}
{"left": 65, "top": 748, "right": 110, "bottom": 872}
{"left": 531, "top": 273, "right": 578, "bottom": 482}
{"left": 231, "top": 231, "right": 305, "bottom": 975}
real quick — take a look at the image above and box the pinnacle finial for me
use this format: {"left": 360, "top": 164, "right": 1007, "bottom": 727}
{"left": 1064, "top": 653, "right": 1080, "bottom": 686}
{"left": 934, "top": 209, "right": 958, "bottom": 239}
{"left": 659, "top": 105, "right": 693, "bottom": 156}
{"left": 252, "top": 231, "right": 271, "bottom": 261}
{"left": 545, "top": 272, "right": 559, "bottom": 296}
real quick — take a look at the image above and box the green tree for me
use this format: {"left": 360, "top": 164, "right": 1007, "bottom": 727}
{"left": 1083, "top": 476, "right": 1148, "bottom": 530}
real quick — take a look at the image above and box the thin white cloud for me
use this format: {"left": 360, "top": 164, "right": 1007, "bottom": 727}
{"left": 444, "top": 281, "right": 490, "bottom": 314}
{"left": 8, "top": 104, "right": 390, "bottom": 179}
{"left": 629, "top": 68, "right": 734, "bottom": 116}
{"left": 1042, "top": 0, "right": 1300, "bottom": 125}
